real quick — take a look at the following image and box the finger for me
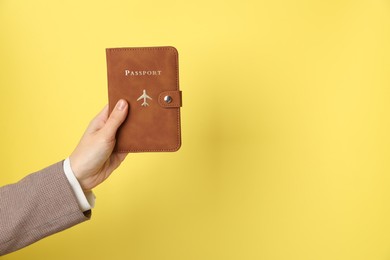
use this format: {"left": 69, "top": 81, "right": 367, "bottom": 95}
{"left": 86, "top": 105, "right": 109, "bottom": 133}
{"left": 103, "top": 99, "right": 128, "bottom": 140}
{"left": 107, "top": 153, "right": 128, "bottom": 174}
{"left": 116, "top": 152, "right": 128, "bottom": 163}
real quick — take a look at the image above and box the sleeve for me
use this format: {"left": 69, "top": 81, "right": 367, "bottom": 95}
{"left": 0, "top": 161, "right": 91, "bottom": 256}
{"left": 63, "top": 157, "right": 96, "bottom": 212}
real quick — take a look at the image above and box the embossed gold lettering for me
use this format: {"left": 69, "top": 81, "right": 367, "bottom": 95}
{"left": 125, "top": 70, "right": 162, "bottom": 76}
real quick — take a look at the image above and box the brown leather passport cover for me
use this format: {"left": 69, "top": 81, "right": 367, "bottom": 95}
{"left": 106, "top": 46, "right": 182, "bottom": 152}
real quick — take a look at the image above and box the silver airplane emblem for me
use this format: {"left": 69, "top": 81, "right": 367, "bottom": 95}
{"left": 137, "top": 89, "right": 152, "bottom": 106}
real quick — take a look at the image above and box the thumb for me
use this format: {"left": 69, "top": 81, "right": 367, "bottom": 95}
{"left": 103, "top": 99, "right": 128, "bottom": 140}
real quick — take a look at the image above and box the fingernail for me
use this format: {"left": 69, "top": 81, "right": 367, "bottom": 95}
{"left": 116, "top": 99, "right": 127, "bottom": 111}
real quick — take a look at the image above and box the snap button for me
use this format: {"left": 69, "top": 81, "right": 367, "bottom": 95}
{"left": 158, "top": 91, "right": 182, "bottom": 108}
{"left": 164, "top": 95, "right": 172, "bottom": 104}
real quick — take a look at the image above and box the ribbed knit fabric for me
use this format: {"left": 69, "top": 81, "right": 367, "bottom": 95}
{"left": 0, "top": 161, "right": 91, "bottom": 255}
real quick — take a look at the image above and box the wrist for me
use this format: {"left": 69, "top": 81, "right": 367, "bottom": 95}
{"left": 68, "top": 154, "right": 87, "bottom": 191}
{"left": 63, "top": 158, "right": 95, "bottom": 211}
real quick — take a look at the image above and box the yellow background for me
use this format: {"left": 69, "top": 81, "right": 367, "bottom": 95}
{"left": 1, "top": 0, "right": 390, "bottom": 259}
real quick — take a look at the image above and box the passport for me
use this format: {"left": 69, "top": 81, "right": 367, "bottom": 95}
{"left": 106, "top": 46, "right": 182, "bottom": 152}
